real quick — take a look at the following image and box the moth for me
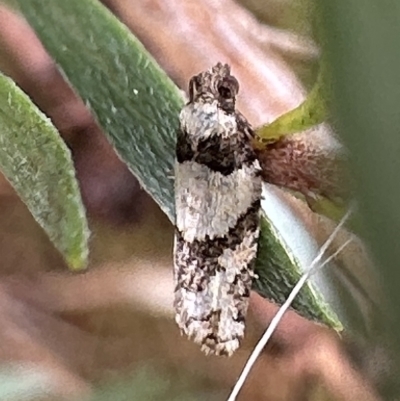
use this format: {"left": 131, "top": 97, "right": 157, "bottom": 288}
{"left": 174, "top": 63, "right": 262, "bottom": 356}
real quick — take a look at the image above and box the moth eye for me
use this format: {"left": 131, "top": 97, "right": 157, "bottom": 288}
{"left": 217, "top": 84, "right": 232, "bottom": 99}
{"left": 217, "top": 76, "right": 239, "bottom": 99}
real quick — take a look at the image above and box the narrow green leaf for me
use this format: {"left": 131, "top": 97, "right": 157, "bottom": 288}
{"left": 256, "top": 57, "right": 330, "bottom": 144}
{"left": 15, "top": 0, "right": 181, "bottom": 219}
{"left": 256, "top": 213, "right": 341, "bottom": 330}
{"left": 0, "top": 73, "right": 89, "bottom": 270}
{"left": 13, "top": 0, "right": 341, "bottom": 328}
{"left": 306, "top": 195, "right": 347, "bottom": 223}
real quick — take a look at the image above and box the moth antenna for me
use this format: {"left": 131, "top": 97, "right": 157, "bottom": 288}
{"left": 227, "top": 206, "right": 354, "bottom": 401}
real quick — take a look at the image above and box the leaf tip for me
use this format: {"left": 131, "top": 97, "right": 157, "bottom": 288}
{"left": 66, "top": 249, "right": 89, "bottom": 271}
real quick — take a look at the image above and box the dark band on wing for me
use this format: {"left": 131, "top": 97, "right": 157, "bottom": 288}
{"left": 174, "top": 199, "right": 260, "bottom": 292}
{"left": 176, "top": 125, "right": 258, "bottom": 176}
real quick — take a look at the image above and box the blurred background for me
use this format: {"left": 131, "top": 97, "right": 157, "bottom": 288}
{"left": 0, "top": 0, "right": 398, "bottom": 400}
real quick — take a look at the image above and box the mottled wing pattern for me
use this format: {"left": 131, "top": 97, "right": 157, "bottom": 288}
{"left": 173, "top": 63, "right": 262, "bottom": 356}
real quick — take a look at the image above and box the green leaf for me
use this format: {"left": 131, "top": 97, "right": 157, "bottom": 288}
{"left": 256, "top": 56, "right": 330, "bottom": 144}
{"left": 255, "top": 213, "right": 341, "bottom": 330}
{"left": 14, "top": 0, "right": 181, "bottom": 219}
{"left": 0, "top": 72, "right": 89, "bottom": 270}
{"left": 13, "top": 0, "right": 342, "bottom": 328}
{"left": 306, "top": 195, "right": 347, "bottom": 223}
{"left": 320, "top": 0, "right": 400, "bottom": 383}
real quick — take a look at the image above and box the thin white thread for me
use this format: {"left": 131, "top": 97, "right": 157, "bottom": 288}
{"left": 227, "top": 208, "right": 353, "bottom": 401}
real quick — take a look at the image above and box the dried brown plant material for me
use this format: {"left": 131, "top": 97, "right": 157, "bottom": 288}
{"left": 0, "top": 283, "right": 92, "bottom": 398}
{"left": 257, "top": 125, "right": 348, "bottom": 201}
{"left": 249, "top": 292, "right": 382, "bottom": 401}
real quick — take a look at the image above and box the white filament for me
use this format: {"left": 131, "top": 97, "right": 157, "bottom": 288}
{"left": 227, "top": 207, "right": 354, "bottom": 401}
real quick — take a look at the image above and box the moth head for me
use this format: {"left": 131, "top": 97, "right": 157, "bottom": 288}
{"left": 188, "top": 62, "right": 239, "bottom": 113}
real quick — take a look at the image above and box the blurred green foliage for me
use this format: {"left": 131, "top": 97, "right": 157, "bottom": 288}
{"left": 255, "top": 55, "right": 329, "bottom": 144}
{"left": 320, "top": 0, "right": 400, "bottom": 397}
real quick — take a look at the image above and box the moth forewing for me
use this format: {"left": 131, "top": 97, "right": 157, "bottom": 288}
{"left": 173, "top": 63, "right": 262, "bottom": 356}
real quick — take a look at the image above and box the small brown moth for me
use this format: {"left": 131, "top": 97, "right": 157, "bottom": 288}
{"left": 173, "top": 63, "right": 262, "bottom": 356}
